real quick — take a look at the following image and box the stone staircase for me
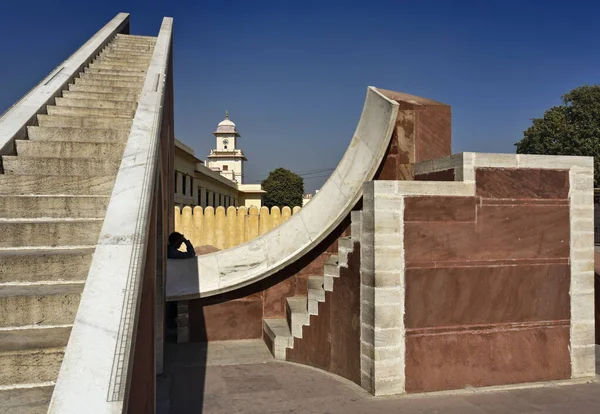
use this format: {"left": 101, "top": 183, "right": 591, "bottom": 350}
{"left": 0, "top": 34, "right": 155, "bottom": 413}
{"left": 263, "top": 233, "right": 356, "bottom": 360}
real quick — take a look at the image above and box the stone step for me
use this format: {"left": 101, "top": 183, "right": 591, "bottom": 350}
{"left": 68, "top": 82, "right": 140, "bottom": 96}
{"left": 78, "top": 73, "right": 145, "bottom": 84}
{"left": 55, "top": 96, "right": 137, "bottom": 111}
{"left": 16, "top": 140, "right": 125, "bottom": 159}
{"left": 0, "top": 175, "right": 114, "bottom": 196}
{"left": 0, "top": 219, "right": 103, "bottom": 248}
{"left": 89, "top": 61, "right": 149, "bottom": 72}
{"left": 263, "top": 319, "right": 292, "bottom": 361}
{"left": 0, "top": 348, "right": 64, "bottom": 386}
{"left": 338, "top": 237, "right": 353, "bottom": 267}
{"left": 115, "top": 33, "right": 156, "bottom": 41}
{"left": 307, "top": 275, "right": 325, "bottom": 315}
{"left": 99, "top": 51, "right": 152, "bottom": 61}
{"left": 0, "top": 325, "right": 71, "bottom": 352}
{"left": 323, "top": 255, "right": 339, "bottom": 292}
{"left": 106, "top": 45, "right": 154, "bottom": 53}
{"left": 74, "top": 76, "right": 144, "bottom": 89}
{"left": 2, "top": 156, "right": 121, "bottom": 176}
{"left": 112, "top": 37, "right": 155, "bottom": 44}
{"left": 350, "top": 210, "right": 362, "bottom": 240}
{"left": 112, "top": 38, "right": 156, "bottom": 46}
{"left": 0, "top": 247, "right": 94, "bottom": 283}
{"left": 27, "top": 126, "right": 129, "bottom": 143}
{"left": 0, "top": 283, "right": 84, "bottom": 327}
{"left": 61, "top": 89, "right": 139, "bottom": 102}
{"left": 84, "top": 64, "right": 147, "bottom": 75}
{"left": 286, "top": 296, "right": 309, "bottom": 339}
{"left": 0, "top": 194, "right": 108, "bottom": 219}
{"left": 46, "top": 104, "right": 134, "bottom": 118}
{"left": 91, "top": 52, "right": 152, "bottom": 64}
{"left": 37, "top": 113, "right": 133, "bottom": 129}
{"left": 0, "top": 383, "right": 53, "bottom": 414}
{"left": 95, "top": 56, "right": 151, "bottom": 65}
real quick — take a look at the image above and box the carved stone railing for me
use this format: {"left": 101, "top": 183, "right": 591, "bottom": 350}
{"left": 49, "top": 17, "right": 174, "bottom": 413}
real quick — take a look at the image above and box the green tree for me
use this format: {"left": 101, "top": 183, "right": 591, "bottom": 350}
{"left": 515, "top": 85, "right": 600, "bottom": 185}
{"left": 261, "top": 168, "right": 304, "bottom": 208}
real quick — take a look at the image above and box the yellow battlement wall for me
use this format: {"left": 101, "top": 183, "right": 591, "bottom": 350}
{"left": 174, "top": 205, "right": 301, "bottom": 250}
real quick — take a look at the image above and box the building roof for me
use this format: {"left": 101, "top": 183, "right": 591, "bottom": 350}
{"left": 213, "top": 110, "right": 241, "bottom": 136}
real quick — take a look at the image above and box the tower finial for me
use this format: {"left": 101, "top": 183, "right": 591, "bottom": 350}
{"left": 225, "top": 110, "right": 229, "bottom": 119}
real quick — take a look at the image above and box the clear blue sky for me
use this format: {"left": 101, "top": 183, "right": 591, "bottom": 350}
{"left": 1, "top": 1, "right": 599, "bottom": 192}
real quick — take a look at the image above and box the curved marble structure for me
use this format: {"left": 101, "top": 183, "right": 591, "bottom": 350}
{"left": 167, "top": 86, "right": 399, "bottom": 299}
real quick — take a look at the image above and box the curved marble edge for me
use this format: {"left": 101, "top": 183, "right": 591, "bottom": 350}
{"left": 167, "top": 86, "right": 399, "bottom": 300}
{"left": 0, "top": 13, "right": 130, "bottom": 155}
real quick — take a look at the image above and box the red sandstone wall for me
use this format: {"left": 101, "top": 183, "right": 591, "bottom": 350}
{"left": 404, "top": 168, "right": 572, "bottom": 393}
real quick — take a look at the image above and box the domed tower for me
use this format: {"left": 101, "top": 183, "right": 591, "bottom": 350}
{"left": 206, "top": 111, "right": 247, "bottom": 183}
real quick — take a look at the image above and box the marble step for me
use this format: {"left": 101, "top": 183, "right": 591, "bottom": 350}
{"left": 77, "top": 73, "right": 145, "bottom": 84}
{"left": 307, "top": 275, "right": 325, "bottom": 315}
{"left": 0, "top": 218, "right": 103, "bottom": 248}
{"left": 338, "top": 237, "right": 353, "bottom": 267}
{"left": 0, "top": 194, "right": 109, "bottom": 220}
{"left": 61, "top": 89, "right": 139, "bottom": 102}
{"left": 46, "top": 104, "right": 134, "bottom": 118}
{"left": 263, "top": 319, "right": 293, "bottom": 361}
{"left": 37, "top": 113, "right": 133, "bottom": 129}
{"left": 68, "top": 82, "right": 141, "bottom": 95}
{"left": 0, "top": 348, "right": 64, "bottom": 386}
{"left": 99, "top": 53, "right": 152, "bottom": 62}
{"left": 0, "top": 283, "right": 84, "bottom": 327}
{"left": 54, "top": 96, "right": 137, "bottom": 111}
{"left": 88, "top": 62, "right": 149, "bottom": 72}
{"left": 2, "top": 156, "right": 121, "bottom": 176}
{"left": 0, "top": 325, "right": 71, "bottom": 352}
{"left": 0, "top": 195, "right": 109, "bottom": 219}
{"left": 16, "top": 140, "right": 125, "bottom": 159}
{"left": 94, "top": 56, "right": 150, "bottom": 65}
{"left": 286, "top": 296, "right": 310, "bottom": 339}
{"left": 115, "top": 33, "right": 157, "bottom": 41}
{"left": 0, "top": 383, "right": 53, "bottom": 414}
{"left": 105, "top": 45, "right": 154, "bottom": 53}
{"left": 323, "top": 254, "right": 339, "bottom": 292}
{"left": 100, "top": 48, "right": 153, "bottom": 57}
{"left": 0, "top": 175, "right": 114, "bottom": 196}
{"left": 74, "top": 77, "right": 144, "bottom": 89}
{"left": 27, "top": 126, "right": 129, "bottom": 143}
{"left": 0, "top": 247, "right": 94, "bottom": 283}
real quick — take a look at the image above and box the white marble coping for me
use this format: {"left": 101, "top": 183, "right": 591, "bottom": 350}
{"left": 0, "top": 13, "right": 130, "bottom": 156}
{"left": 166, "top": 86, "right": 399, "bottom": 300}
{"left": 49, "top": 16, "right": 173, "bottom": 413}
{"left": 414, "top": 152, "right": 593, "bottom": 181}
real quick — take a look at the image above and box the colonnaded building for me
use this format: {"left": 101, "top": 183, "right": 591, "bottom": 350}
{"left": 174, "top": 112, "right": 264, "bottom": 208}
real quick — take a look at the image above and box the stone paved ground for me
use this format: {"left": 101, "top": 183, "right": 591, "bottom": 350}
{"left": 159, "top": 341, "right": 600, "bottom": 414}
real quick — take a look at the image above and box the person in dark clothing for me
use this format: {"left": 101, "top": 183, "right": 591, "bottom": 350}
{"left": 167, "top": 232, "right": 196, "bottom": 259}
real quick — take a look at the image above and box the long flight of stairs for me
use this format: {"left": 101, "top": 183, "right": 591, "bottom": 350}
{"left": 0, "top": 34, "right": 155, "bottom": 413}
{"left": 263, "top": 232, "right": 356, "bottom": 360}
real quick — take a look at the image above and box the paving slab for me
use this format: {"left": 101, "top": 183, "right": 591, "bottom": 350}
{"left": 161, "top": 341, "right": 600, "bottom": 414}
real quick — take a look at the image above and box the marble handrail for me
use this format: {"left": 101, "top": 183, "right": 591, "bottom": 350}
{"left": 0, "top": 13, "right": 129, "bottom": 156}
{"left": 50, "top": 17, "right": 174, "bottom": 413}
{"left": 167, "top": 86, "right": 399, "bottom": 300}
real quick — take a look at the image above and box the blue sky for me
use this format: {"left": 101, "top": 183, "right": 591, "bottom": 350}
{"left": 1, "top": 1, "right": 599, "bottom": 192}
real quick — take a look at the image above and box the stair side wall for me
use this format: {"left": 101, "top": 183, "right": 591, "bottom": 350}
{"left": 186, "top": 219, "right": 351, "bottom": 342}
{"left": 286, "top": 239, "right": 362, "bottom": 385}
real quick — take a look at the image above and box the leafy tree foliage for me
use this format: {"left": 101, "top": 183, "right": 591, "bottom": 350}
{"left": 261, "top": 168, "right": 304, "bottom": 208}
{"left": 515, "top": 85, "right": 600, "bottom": 185}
